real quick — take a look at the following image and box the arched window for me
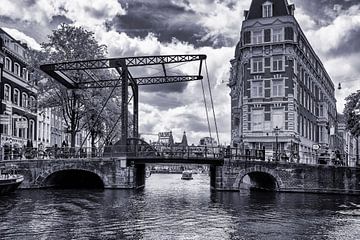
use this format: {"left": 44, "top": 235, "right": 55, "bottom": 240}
{"left": 29, "top": 96, "right": 36, "bottom": 111}
{"left": 14, "top": 63, "right": 21, "bottom": 76}
{"left": 22, "top": 92, "right": 28, "bottom": 108}
{"left": 22, "top": 68, "right": 28, "bottom": 80}
{"left": 4, "top": 84, "right": 11, "bottom": 101}
{"left": 5, "top": 57, "right": 11, "bottom": 71}
{"left": 13, "top": 88, "right": 20, "bottom": 106}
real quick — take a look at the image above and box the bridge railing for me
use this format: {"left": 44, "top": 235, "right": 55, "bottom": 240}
{"left": 225, "top": 148, "right": 360, "bottom": 167}
{"left": 0, "top": 145, "right": 225, "bottom": 161}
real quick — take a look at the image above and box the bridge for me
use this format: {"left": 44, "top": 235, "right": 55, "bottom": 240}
{"left": 2, "top": 144, "right": 360, "bottom": 194}
{"left": 1, "top": 54, "right": 359, "bottom": 194}
{"left": 1, "top": 143, "right": 224, "bottom": 189}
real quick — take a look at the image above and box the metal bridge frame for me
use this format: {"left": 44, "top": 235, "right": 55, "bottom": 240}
{"left": 40, "top": 55, "right": 206, "bottom": 151}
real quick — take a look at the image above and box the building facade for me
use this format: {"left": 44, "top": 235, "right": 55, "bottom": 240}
{"left": 0, "top": 28, "right": 38, "bottom": 152}
{"left": 229, "top": 0, "right": 339, "bottom": 164}
{"left": 0, "top": 29, "right": 91, "bottom": 159}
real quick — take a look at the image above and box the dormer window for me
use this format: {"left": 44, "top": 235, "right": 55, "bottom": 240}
{"left": 263, "top": 1, "right": 273, "bottom": 18}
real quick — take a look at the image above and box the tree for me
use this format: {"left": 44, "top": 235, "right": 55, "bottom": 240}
{"left": 37, "top": 24, "right": 108, "bottom": 148}
{"left": 344, "top": 90, "right": 360, "bottom": 137}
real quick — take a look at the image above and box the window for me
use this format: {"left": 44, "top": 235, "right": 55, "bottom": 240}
{"left": 272, "top": 109, "right": 284, "bottom": 129}
{"left": 14, "top": 89, "right": 20, "bottom": 106}
{"left": 30, "top": 96, "right": 36, "bottom": 111}
{"left": 272, "top": 28, "right": 283, "bottom": 42}
{"left": 293, "top": 60, "right": 298, "bottom": 75}
{"left": 0, "top": 113, "right": 10, "bottom": 135}
{"left": 272, "top": 79, "right": 284, "bottom": 97}
{"left": 251, "top": 58, "right": 264, "bottom": 73}
{"left": 272, "top": 56, "right": 284, "bottom": 72}
{"left": 252, "top": 110, "right": 264, "bottom": 131}
{"left": 22, "top": 68, "right": 28, "bottom": 80}
{"left": 22, "top": 93, "right": 28, "bottom": 108}
{"left": 5, "top": 57, "right": 11, "bottom": 71}
{"left": 319, "top": 104, "right": 324, "bottom": 117}
{"left": 4, "top": 84, "right": 11, "bottom": 101}
{"left": 29, "top": 120, "right": 35, "bottom": 140}
{"left": 251, "top": 81, "right": 264, "bottom": 98}
{"left": 14, "top": 63, "right": 20, "bottom": 76}
{"left": 252, "top": 30, "right": 263, "bottom": 44}
{"left": 262, "top": 2, "right": 273, "bottom": 18}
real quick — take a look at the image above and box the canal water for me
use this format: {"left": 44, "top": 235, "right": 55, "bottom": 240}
{"left": 1, "top": 174, "right": 360, "bottom": 240}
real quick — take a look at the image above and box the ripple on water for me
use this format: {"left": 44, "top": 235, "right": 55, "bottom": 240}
{"left": 0, "top": 174, "right": 360, "bottom": 240}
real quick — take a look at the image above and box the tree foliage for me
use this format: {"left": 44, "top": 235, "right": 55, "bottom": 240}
{"left": 344, "top": 90, "right": 360, "bottom": 137}
{"left": 30, "top": 24, "right": 124, "bottom": 148}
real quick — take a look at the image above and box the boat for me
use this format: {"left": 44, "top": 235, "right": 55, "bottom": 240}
{"left": 0, "top": 165, "right": 24, "bottom": 195}
{"left": 181, "top": 170, "right": 193, "bottom": 180}
{"left": 145, "top": 168, "right": 152, "bottom": 178}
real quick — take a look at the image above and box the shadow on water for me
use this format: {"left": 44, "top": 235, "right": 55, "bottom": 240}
{"left": 42, "top": 169, "right": 104, "bottom": 189}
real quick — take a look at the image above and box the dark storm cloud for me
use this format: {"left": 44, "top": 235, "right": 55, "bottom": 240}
{"left": 141, "top": 82, "right": 188, "bottom": 94}
{"left": 183, "top": 115, "right": 209, "bottom": 132}
{"left": 49, "top": 15, "right": 73, "bottom": 27}
{"left": 294, "top": 0, "right": 359, "bottom": 26}
{"left": 140, "top": 92, "right": 188, "bottom": 110}
{"left": 329, "top": 29, "right": 360, "bottom": 56}
{"left": 113, "top": 0, "right": 234, "bottom": 48}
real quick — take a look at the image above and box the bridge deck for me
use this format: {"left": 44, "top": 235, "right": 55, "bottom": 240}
{"left": 127, "top": 156, "right": 223, "bottom": 165}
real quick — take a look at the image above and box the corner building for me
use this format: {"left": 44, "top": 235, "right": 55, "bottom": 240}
{"left": 229, "top": 0, "right": 338, "bottom": 164}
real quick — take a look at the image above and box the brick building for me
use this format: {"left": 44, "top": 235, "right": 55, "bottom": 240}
{"left": 229, "top": 0, "right": 341, "bottom": 163}
{"left": 0, "top": 28, "right": 38, "bottom": 152}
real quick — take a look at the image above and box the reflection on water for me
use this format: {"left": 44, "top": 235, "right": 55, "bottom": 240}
{"left": 1, "top": 174, "right": 360, "bottom": 240}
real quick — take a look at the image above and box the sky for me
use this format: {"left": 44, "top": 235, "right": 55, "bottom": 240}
{"left": 0, "top": 0, "right": 359, "bottom": 145}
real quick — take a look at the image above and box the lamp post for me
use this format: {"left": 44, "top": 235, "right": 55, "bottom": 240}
{"left": 274, "top": 126, "right": 280, "bottom": 161}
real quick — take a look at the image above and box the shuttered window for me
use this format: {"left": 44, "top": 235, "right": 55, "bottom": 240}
{"left": 264, "top": 29, "right": 271, "bottom": 42}
{"left": 244, "top": 31, "right": 251, "bottom": 45}
{"left": 285, "top": 27, "right": 294, "bottom": 40}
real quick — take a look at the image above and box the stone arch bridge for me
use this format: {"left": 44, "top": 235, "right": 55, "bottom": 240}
{"left": 211, "top": 160, "right": 360, "bottom": 195}
{"left": 3, "top": 155, "right": 360, "bottom": 195}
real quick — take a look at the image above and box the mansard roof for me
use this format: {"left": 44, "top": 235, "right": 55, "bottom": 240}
{"left": 246, "top": 0, "right": 291, "bottom": 20}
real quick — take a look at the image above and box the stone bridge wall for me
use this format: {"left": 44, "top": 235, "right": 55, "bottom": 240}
{"left": 3, "top": 158, "right": 145, "bottom": 189}
{"left": 212, "top": 159, "right": 360, "bottom": 195}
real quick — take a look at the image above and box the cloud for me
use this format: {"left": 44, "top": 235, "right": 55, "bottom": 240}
{"left": 1, "top": 0, "right": 359, "bottom": 144}
{"left": 112, "top": 0, "right": 251, "bottom": 48}
{"left": 67, "top": 18, "right": 233, "bottom": 144}
{"left": 305, "top": 5, "right": 360, "bottom": 55}
{"left": 0, "top": 0, "right": 125, "bottom": 27}
{"left": 2, "top": 27, "right": 42, "bottom": 50}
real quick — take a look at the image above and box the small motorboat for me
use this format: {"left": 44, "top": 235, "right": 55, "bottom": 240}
{"left": 181, "top": 170, "right": 193, "bottom": 180}
{"left": 0, "top": 165, "right": 24, "bottom": 195}
{"left": 145, "top": 168, "right": 152, "bottom": 178}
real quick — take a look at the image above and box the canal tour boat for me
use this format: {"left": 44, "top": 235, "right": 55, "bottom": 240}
{"left": 181, "top": 170, "right": 193, "bottom": 180}
{"left": 0, "top": 165, "right": 24, "bottom": 195}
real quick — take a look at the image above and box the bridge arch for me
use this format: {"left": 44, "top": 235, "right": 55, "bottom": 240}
{"left": 233, "top": 166, "right": 284, "bottom": 191}
{"left": 35, "top": 166, "right": 105, "bottom": 189}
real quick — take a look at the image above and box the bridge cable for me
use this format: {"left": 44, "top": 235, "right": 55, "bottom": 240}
{"left": 99, "top": 95, "right": 134, "bottom": 150}
{"left": 78, "top": 77, "right": 122, "bottom": 150}
{"left": 200, "top": 65, "right": 213, "bottom": 143}
{"left": 205, "top": 60, "right": 220, "bottom": 146}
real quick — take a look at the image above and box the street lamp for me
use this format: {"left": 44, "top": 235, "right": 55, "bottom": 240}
{"left": 274, "top": 126, "right": 280, "bottom": 161}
